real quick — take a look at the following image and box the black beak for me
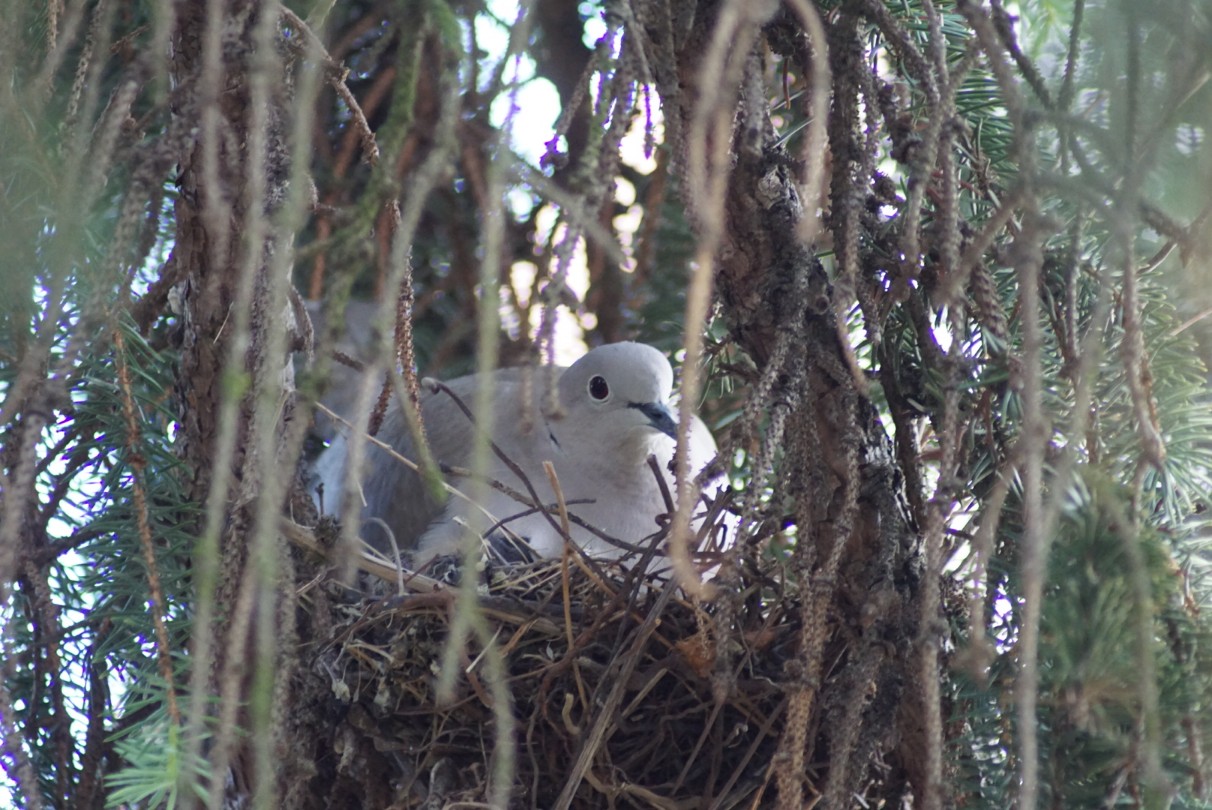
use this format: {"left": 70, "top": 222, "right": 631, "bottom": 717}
{"left": 631, "top": 401, "right": 677, "bottom": 440}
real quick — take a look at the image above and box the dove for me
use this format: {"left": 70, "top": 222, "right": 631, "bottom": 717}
{"left": 314, "top": 342, "right": 721, "bottom": 566}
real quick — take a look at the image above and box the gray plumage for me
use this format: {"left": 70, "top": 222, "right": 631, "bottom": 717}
{"left": 314, "top": 342, "right": 719, "bottom": 565}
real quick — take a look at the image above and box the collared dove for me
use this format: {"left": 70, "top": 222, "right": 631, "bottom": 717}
{"left": 314, "top": 342, "right": 721, "bottom": 566}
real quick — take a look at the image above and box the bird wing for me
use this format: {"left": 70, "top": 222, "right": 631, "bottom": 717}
{"left": 358, "top": 367, "right": 560, "bottom": 552}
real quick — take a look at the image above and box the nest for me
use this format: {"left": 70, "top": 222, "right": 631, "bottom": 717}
{"left": 299, "top": 541, "right": 802, "bottom": 809}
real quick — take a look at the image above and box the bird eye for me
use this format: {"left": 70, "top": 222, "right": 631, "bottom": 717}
{"left": 588, "top": 375, "right": 610, "bottom": 401}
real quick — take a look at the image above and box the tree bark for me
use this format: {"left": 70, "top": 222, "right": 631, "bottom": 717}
{"left": 171, "top": 2, "right": 307, "bottom": 803}
{"left": 660, "top": 1, "right": 927, "bottom": 803}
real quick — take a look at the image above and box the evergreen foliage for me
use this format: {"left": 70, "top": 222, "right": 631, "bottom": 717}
{"left": 1, "top": 0, "right": 1211, "bottom": 807}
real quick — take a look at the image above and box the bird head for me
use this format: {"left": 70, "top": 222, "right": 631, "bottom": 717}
{"left": 555, "top": 342, "right": 678, "bottom": 462}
